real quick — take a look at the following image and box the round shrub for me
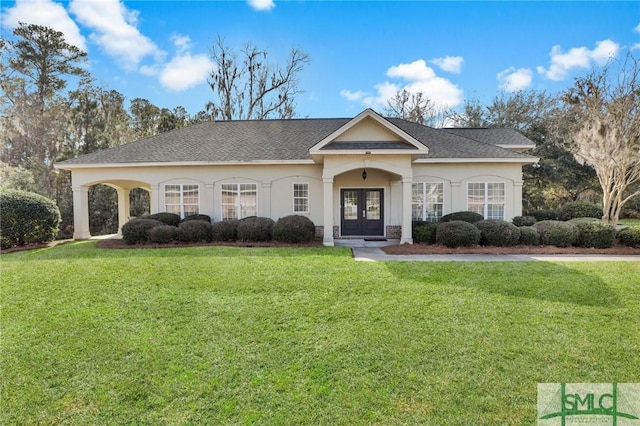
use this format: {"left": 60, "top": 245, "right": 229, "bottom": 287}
{"left": 475, "top": 219, "right": 521, "bottom": 247}
{"left": 568, "top": 218, "right": 616, "bottom": 248}
{"left": 518, "top": 226, "right": 540, "bottom": 246}
{"left": 145, "top": 212, "right": 181, "bottom": 227}
{"left": 237, "top": 216, "right": 275, "bottom": 242}
{"left": 617, "top": 227, "right": 640, "bottom": 248}
{"left": 436, "top": 220, "right": 481, "bottom": 248}
{"left": 512, "top": 215, "right": 536, "bottom": 227}
{"left": 530, "top": 209, "right": 557, "bottom": 222}
{"left": 273, "top": 215, "right": 316, "bottom": 243}
{"left": 440, "top": 211, "right": 484, "bottom": 224}
{"left": 558, "top": 201, "right": 602, "bottom": 221}
{"left": 122, "top": 218, "right": 164, "bottom": 244}
{"left": 533, "top": 220, "right": 577, "bottom": 247}
{"left": 212, "top": 220, "right": 238, "bottom": 242}
{"left": 0, "top": 189, "right": 61, "bottom": 249}
{"left": 181, "top": 214, "right": 212, "bottom": 224}
{"left": 176, "top": 220, "right": 213, "bottom": 242}
{"left": 412, "top": 221, "right": 439, "bottom": 244}
{"left": 148, "top": 225, "right": 178, "bottom": 243}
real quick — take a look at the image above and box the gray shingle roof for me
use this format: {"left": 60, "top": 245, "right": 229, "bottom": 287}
{"left": 442, "top": 128, "right": 536, "bottom": 147}
{"left": 57, "top": 115, "right": 536, "bottom": 166}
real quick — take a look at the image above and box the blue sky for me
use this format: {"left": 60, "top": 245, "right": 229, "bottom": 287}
{"left": 2, "top": 0, "right": 639, "bottom": 118}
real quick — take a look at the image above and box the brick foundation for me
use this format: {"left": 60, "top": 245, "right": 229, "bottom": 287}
{"left": 386, "top": 225, "right": 402, "bottom": 239}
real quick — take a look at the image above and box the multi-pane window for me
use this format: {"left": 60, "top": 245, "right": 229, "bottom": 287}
{"left": 412, "top": 182, "right": 444, "bottom": 222}
{"left": 165, "top": 184, "right": 199, "bottom": 218}
{"left": 221, "top": 183, "right": 257, "bottom": 220}
{"left": 293, "top": 183, "right": 309, "bottom": 213}
{"left": 467, "top": 182, "right": 505, "bottom": 219}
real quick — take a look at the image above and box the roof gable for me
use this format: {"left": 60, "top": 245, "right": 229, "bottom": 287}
{"left": 309, "top": 109, "right": 428, "bottom": 155}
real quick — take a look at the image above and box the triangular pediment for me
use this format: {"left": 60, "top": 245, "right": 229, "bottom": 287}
{"left": 309, "top": 109, "right": 429, "bottom": 155}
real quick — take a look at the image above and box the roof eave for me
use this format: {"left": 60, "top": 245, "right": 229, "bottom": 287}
{"left": 54, "top": 159, "right": 316, "bottom": 170}
{"left": 414, "top": 157, "right": 539, "bottom": 164}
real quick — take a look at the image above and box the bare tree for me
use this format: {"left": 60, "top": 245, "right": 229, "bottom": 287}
{"left": 384, "top": 90, "right": 452, "bottom": 127}
{"left": 561, "top": 54, "right": 640, "bottom": 225}
{"left": 206, "top": 36, "right": 309, "bottom": 120}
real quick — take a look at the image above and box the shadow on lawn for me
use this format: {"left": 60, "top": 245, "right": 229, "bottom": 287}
{"left": 384, "top": 262, "right": 621, "bottom": 307}
{"left": 1, "top": 240, "right": 350, "bottom": 261}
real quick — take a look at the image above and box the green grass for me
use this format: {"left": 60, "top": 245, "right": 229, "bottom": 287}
{"left": 619, "top": 218, "right": 640, "bottom": 227}
{"left": 2, "top": 242, "right": 639, "bottom": 425}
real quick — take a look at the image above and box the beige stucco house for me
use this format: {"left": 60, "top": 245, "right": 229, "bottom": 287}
{"left": 55, "top": 109, "right": 537, "bottom": 246}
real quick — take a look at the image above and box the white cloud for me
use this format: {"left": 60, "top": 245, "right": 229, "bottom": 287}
{"left": 635, "top": 23, "right": 640, "bottom": 33}
{"left": 430, "top": 56, "right": 464, "bottom": 74}
{"left": 340, "top": 90, "right": 366, "bottom": 102}
{"left": 537, "top": 39, "right": 620, "bottom": 81}
{"left": 497, "top": 67, "right": 533, "bottom": 92}
{"left": 1, "top": 0, "right": 87, "bottom": 51}
{"left": 342, "top": 59, "right": 463, "bottom": 110}
{"left": 632, "top": 43, "right": 640, "bottom": 51}
{"left": 248, "top": 0, "right": 275, "bottom": 11}
{"left": 69, "top": 0, "right": 162, "bottom": 69}
{"left": 171, "top": 34, "right": 192, "bottom": 53}
{"left": 160, "top": 53, "right": 214, "bottom": 92}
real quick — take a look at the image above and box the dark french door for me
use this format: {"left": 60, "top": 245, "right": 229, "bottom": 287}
{"left": 340, "top": 188, "right": 384, "bottom": 236}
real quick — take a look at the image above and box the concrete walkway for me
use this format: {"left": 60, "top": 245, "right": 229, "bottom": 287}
{"left": 334, "top": 240, "right": 640, "bottom": 262}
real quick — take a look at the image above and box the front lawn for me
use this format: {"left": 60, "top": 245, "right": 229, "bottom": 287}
{"left": 1, "top": 242, "right": 638, "bottom": 425}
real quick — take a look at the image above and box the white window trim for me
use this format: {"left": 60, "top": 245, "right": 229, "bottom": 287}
{"left": 412, "top": 182, "right": 444, "bottom": 222}
{"left": 221, "top": 183, "right": 258, "bottom": 220}
{"left": 466, "top": 182, "right": 505, "bottom": 220}
{"left": 293, "top": 182, "right": 309, "bottom": 214}
{"left": 164, "top": 184, "right": 200, "bottom": 219}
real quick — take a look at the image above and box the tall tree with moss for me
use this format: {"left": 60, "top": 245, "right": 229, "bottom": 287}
{"left": 453, "top": 90, "right": 600, "bottom": 211}
{"left": 1, "top": 23, "right": 88, "bottom": 195}
{"left": 384, "top": 90, "right": 453, "bottom": 127}
{"left": 206, "top": 36, "right": 310, "bottom": 120}
{"left": 561, "top": 54, "right": 640, "bottom": 225}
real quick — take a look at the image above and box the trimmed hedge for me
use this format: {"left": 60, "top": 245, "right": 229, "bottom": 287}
{"left": 568, "top": 218, "right": 616, "bottom": 249}
{"left": 148, "top": 225, "right": 178, "bottom": 243}
{"left": 212, "top": 220, "right": 238, "bottom": 242}
{"left": 518, "top": 226, "right": 540, "bottom": 246}
{"left": 237, "top": 216, "right": 275, "bottom": 242}
{"left": 558, "top": 201, "right": 602, "bottom": 221}
{"left": 0, "top": 189, "right": 61, "bottom": 249}
{"left": 177, "top": 220, "right": 213, "bottom": 243}
{"left": 181, "top": 214, "right": 212, "bottom": 224}
{"left": 440, "top": 211, "right": 484, "bottom": 224}
{"left": 512, "top": 215, "right": 536, "bottom": 227}
{"left": 412, "top": 221, "right": 439, "bottom": 244}
{"left": 532, "top": 220, "right": 577, "bottom": 247}
{"left": 436, "top": 220, "right": 481, "bottom": 248}
{"left": 273, "top": 215, "right": 316, "bottom": 243}
{"left": 617, "top": 227, "right": 640, "bottom": 248}
{"left": 475, "top": 219, "right": 521, "bottom": 247}
{"left": 530, "top": 209, "right": 557, "bottom": 222}
{"left": 146, "top": 212, "right": 181, "bottom": 227}
{"left": 122, "top": 218, "right": 165, "bottom": 244}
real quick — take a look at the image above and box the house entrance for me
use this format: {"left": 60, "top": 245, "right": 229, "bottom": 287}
{"left": 340, "top": 188, "right": 384, "bottom": 236}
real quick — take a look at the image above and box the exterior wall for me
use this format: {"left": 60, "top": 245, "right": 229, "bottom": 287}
{"left": 412, "top": 162, "right": 524, "bottom": 220}
{"left": 67, "top": 158, "right": 525, "bottom": 237}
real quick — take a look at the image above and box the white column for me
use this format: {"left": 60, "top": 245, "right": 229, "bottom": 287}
{"left": 150, "top": 184, "right": 160, "bottom": 214}
{"left": 205, "top": 183, "right": 215, "bottom": 220}
{"left": 401, "top": 176, "right": 413, "bottom": 244}
{"left": 450, "top": 182, "right": 461, "bottom": 214}
{"left": 322, "top": 177, "right": 334, "bottom": 246}
{"left": 262, "top": 182, "right": 272, "bottom": 219}
{"left": 512, "top": 181, "right": 523, "bottom": 219}
{"left": 116, "top": 188, "right": 130, "bottom": 235}
{"left": 72, "top": 186, "right": 91, "bottom": 240}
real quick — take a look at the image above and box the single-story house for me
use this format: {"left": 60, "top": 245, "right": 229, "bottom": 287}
{"left": 55, "top": 108, "right": 538, "bottom": 246}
